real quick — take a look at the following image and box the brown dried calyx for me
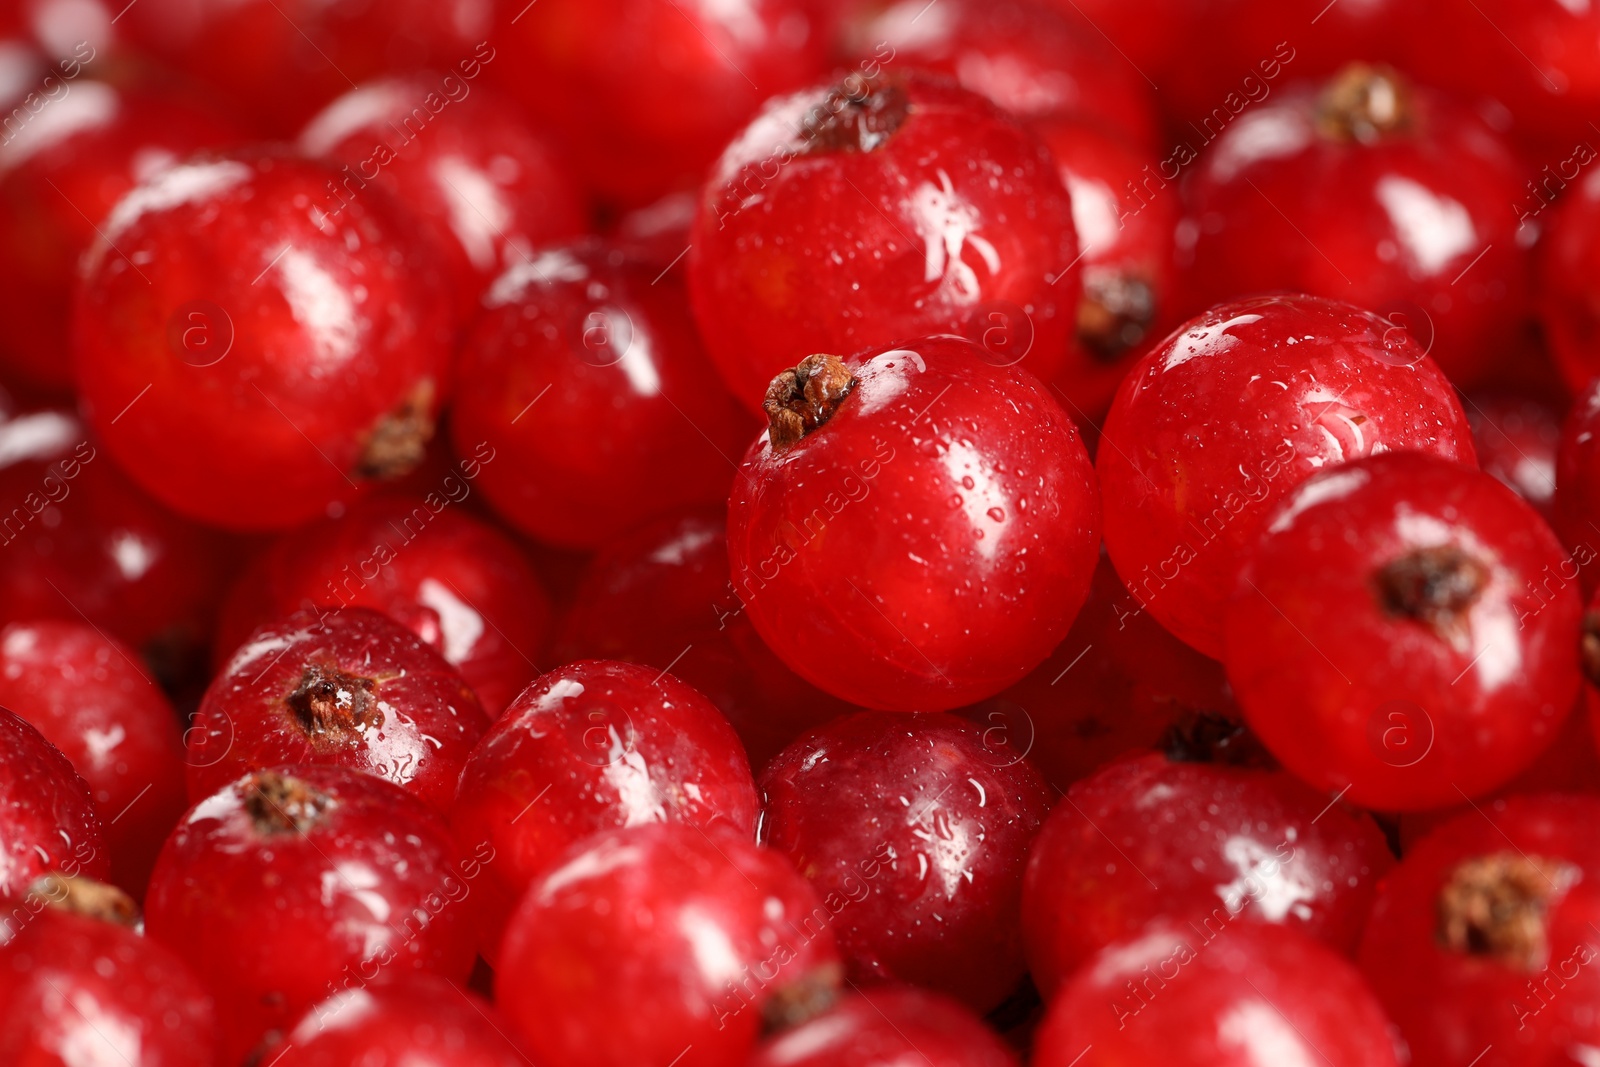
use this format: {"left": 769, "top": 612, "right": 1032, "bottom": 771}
{"left": 246, "top": 770, "right": 333, "bottom": 835}
{"left": 764, "top": 354, "right": 859, "bottom": 451}
{"left": 1077, "top": 272, "right": 1157, "bottom": 362}
{"left": 356, "top": 378, "right": 436, "bottom": 480}
{"left": 804, "top": 78, "right": 909, "bottom": 154}
{"left": 1160, "top": 710, "right": 1276, "bottom": 769}
{"left": 1373, "top": 544, "right": 1489, "bottom": 645}
{"left": 1437, "top": 853, "right": 1577, "bottom": 970}
{"left": 26, "top": 873, "right": 140, "bottom": 927}
{"left": 760, "top": 962, "right": 843, "bottom": 1035}
{"left": 1318, "top": 62, "right": 1413, "bottom": 143}
{"left": 286, "top": 661, "right": 383, "bottom": 737}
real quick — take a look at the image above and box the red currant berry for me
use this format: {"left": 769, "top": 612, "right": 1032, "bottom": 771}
{"left": 488, "top": 0, "right": 836, "bottom": 206}
{"left": 299, "top": 74, "right": 587, "bottom": 322}
{"left": 689, "top": 71, "right": 1082, "bottom": 409}
{"left": 189, "top": 608, "right": 488, "bottom": 811}
{"left": 1098, "top": 293, "right": 1475, "bottom": 658}
{"left": 1358, "top": 794, "right": 1600, "bottom": 1066}
{"left": 1179, "top": 64, "right": 1530, "bottom": 386}
{"left": 1540, "top": 171, "right": 1600, "bottom": 391}
{"left": 0, "top": 706, "right": 107, "bottom": 899}
{"left": 611, "top": 191, "right": 698, "bottom": 271}
{"left": 759, "top": 711, "right": 1052, "bottom": 1013}
{"left": 214, "top": 491, "right": 552, "bottom": 715}
{"left": 0, "top": 79, "right": 236, "bottom": 392}
{"left": 450, "top": 659, "right": 757, "bottom": 959}
{"left": 845, "top": 0, "right": 1158, "bottom": 147}
{"left": 1466, "top": 391, "right": 1562, "bottom": 523}
{"left": 498, "top": 822, "right": 842, "bottom": 1067}
{"left": 1225, "top": 451, "right": 1582, "bottom": 810}
{"left": 452, "top": 240, "right": 751, "bottom": 549}
{"left": 554, "top": 509, "right": 851, "bottom": 767}
{"left": 74, "top": 152, "right": 453, "bottom": 531}
{"left": 1034, "top": 921, "right": 1404, "bottom": 1066}
{"left": 0, "top": 890, "right": 218, "bottom": 1065}
{"left": 963, "top": 557, "right": 1239, "bottom": 789}
{"left": 728, "top": 339, "right": 1101, "bottom": 711}
{"left": 0, "top": 621, "right": 186, "bottom": 894}
{"left": 1037, "top": 117, "right": 1181, "bottom": 420}
{"left": 1554, "top": 377, "right": 1600, "bottom": 575}
{"left": 145, "top": 765, "right": 477, "bottom": 1061}
{"left": 749, "top": 986, "right": 1017, "bottom": 1067}
{"left": 1021, "top": 751, "right": 1392, "bottom": 998}
{"left": 260, "top": 973, "right": 531, "bottom": 1067}
{"left": 119, "top": 0, "right": 495, "bottom": 134}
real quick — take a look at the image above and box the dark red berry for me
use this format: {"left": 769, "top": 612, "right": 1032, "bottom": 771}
{"left": 759, "top": 711, "right": 1052, "bottom": 1013}
{"left": 748, "top": 986, "right": 1018, "bottom": 1067}
{"left": 0, "top": 705, "right": 107, "bottom": 899}
{"left": 450, "top": 659, "right": 758, "bottom": 960}
{"left": 728, "top": 338, "right": 1101, "bottom": 711}
{"left": 1466, "top": 391, "right": 1562, "bottom": 523}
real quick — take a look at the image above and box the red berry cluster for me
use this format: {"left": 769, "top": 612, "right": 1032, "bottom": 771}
{"left": 3, "top": 2, "right": 1600, "bottom": 1065}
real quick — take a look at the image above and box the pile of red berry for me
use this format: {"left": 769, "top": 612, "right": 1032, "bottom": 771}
{"left": 6, "top": 0, "right": 1600, "bottom": 1064}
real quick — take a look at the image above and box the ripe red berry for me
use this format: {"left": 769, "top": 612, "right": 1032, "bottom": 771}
{"left": 450, "top": 659, "right": 757, "bottom": 959}
{"left": 1358, "top": 794, "right": 1600, "bottom": 1066}
{"left": 1542, "top": 171, "right": 1600, "bottom": 392}
{"left": 1021, "top": 751, "right": 1393, "bottom": 997}
{"left": 1098, "top": 293, "right": 1476, "bottom": 658}
{"left": 1225, "top": 451, "right": 1582, "bottom": 810}
{"left": 748, "top": 986, "right": 1018, "bottom": 1067}
{"left": 299, "top": 74, "right": 587, "bottom": 321}
{"left": 0, "top": 706, "right": 107, "bottom": 899}
{"left": 1554, "top": 377, "right": 1600, "bottom": 576}
{"left": 74, "top": 152, "right": 454, "bottom": 531}
{"left": 189, "top": 608, "right": 488, "bottom": 811}
{"left": 145, "top": 765, "right": 478, "bottom": 1061}
{"left": 498, "top": 822, "right": 842, "bottom": 1067}
{"left": 452, "top": 240, "right": 751, "bottom": 548}
{"left": 0, "top": 620, "right": 186, "bottom": 894}
{"left": 214, "top": 491, "right": 552, "bottom": 715}
{"left": 554, "top": 509, "right": 850, "bottom": 767}
{"left": 488, "top": 0, "right": 836, "bottom": 206}
{"left": 689, "top": 71, "right": 1082, "bottom": 409}
{"left": 759, "top": 711, "right": 1052, "bottom": 1013}
{"left": 260, "top": 973, "right": 531, "bottom": 1067}
{"left": 1466, "top": 391, "right": 1562, "bottom": 523}
{"left": 0, "top": 79, "right": 236, "bottom": 392}
{"left": 1034, "top": 921, "right": 1404, "bottom": 1066}
{"left": 0, "top": 895, "right": 219, "bottom": 1065}
{"left": 1178, "top": 64, "right": 1530, "bottom": 386}
{"left": 728, "top": 338, "right": 1101, "bottom": 711}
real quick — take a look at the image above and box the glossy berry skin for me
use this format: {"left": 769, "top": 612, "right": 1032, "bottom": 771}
{"left": 0, "top": 706, "right": 107, "bottom": 899}
{"left": 555, "top": 510, "right": 851, "bottom": 767}
{"left": 1225, "top": 451, "right": 1582, "bottom": 811}
{"left": 260, "top": 974, "right": 530, "bottom": 1067}
{"left": 1539, "top": 170, "right": 1600, "bottom": 391}
{"left": 728, "top": 338, "right": 1101, "bottom": 711}
{"left": 0, "top": 621, "right": 186, "bottom": 894}
{"left": 450, "top": 659, "right": 757, "bottom": 959}
{"left": 963, "top": 557, "right": 1239, "bottom": 789}
{"left": 748, "top": 986, "right": 1017, "bottom": 1067}
{"left": 845, "top": 0, "right": 1158, "bottom": 146}
{"left": 1098, "top": 293, "right": 1476, "bottom": 658}
{"left": 453, "top": 241, "right": 751, "bottom": 548}
{"left": 1020, "top": 751, "right": 1392, "bottom": 998}
{"left": 214, "top": 491, "right": 552, "bottom": 715}
{"left": 119, "top": 0, "right": 495, "bottom": 135}
{"left": 145, "top": 765, "right": 477, "bottom": 1062}
{"left": 0, "top": 906, "right": 219, "bottom": 1066}
{"left": 300, "top": 74, "right": 587, "bottom": 322}
{"left": 1037, "top": 118, "right": 1180, "bottom": 420}
{"left": 1034, "top": 921, "right": 1404, "bottom": 1067}
{"left": 689, "top": 71, "right": 1081, "bottom": 410}
{"left": 498, "top": 822, "right": 842, "bottom": 1067}
{"left": 74, "top": 152, "right": 454, "bottom": 531}
{"left": 1555, "top": 376, "right": 1600, "bottom": 570}
{"left": 488, "top": 0, "right": 835, "bottom": 206}
{"left": 759, "top": 711, "right": 1052, "bottom": 1013}
{"left": 1178, "top": 67, "right": 1530, "bottom": 387}
{"left": 0, "top": 80, "right": 236, "bottom": 392}
{"left": 0, "top": 407, "right": 238, "bottom": 676}
{"left": 1466, "top": 391, "right": 1561, "bottom": 523}
{"left": 1359, "top": 795, "right": 1600, "bottom": 1066}
{"left": 189, "top": 608, "right": 488, "bottom": 811}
